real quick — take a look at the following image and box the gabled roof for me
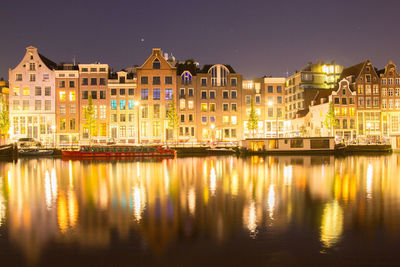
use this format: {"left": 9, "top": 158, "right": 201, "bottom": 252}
{"left": 39, "top": 53, "right": 57, "bottom": 70}
{"left": 339, "top": 61, "right": 366, "bottom": 80}
{"left": 312, "top": 89, "right": 334, "bottom": 104}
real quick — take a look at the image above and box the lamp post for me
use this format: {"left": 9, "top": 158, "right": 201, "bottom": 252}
{"left": 268, "top": 101, "right": 279, "bottom": 138}
{"left": 135, "top": 101, "right": 140, "bottom": 144}
{"left": 51, "top": 125, "right": 56, "bottom": 148}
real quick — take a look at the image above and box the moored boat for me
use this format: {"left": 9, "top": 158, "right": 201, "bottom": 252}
{"left": 62, "top": 145, "right": 176, "bottom": 158}
{"left": 19, "top": 149, "right": 54, "bottom": 157}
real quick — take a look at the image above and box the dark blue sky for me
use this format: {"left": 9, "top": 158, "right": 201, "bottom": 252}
{"left": 1, "top": 0, "right": 400, "bottom": 79}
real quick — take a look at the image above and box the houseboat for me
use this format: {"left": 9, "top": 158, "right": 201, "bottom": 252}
{"left": 241, "top": 137, "right": 335, "bottom": 154}
{"left": 62, "top": 145, "right": 176, "bottom": 158}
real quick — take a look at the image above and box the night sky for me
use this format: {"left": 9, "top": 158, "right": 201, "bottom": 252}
{"left": 1, "top": 0, "right": 400, "bottom": 80}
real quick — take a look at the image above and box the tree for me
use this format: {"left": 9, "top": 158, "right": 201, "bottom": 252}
{"left": 0, "top": 98, "right": 9, "bottom": 145}
{"left": 83, "top": 94, "right": 96, "bottom": 143}
{"left": 166, "top": 95, "right": 179, "bottom": 143}
{"left": 323, "top": 102, "right": 338, "bottom": 136}
{"left": 247, "top": 98, "right": 259, "bottom": 137}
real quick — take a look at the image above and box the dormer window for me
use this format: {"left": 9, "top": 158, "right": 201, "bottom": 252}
{"left": 119, "top": 76, "right": 125, "bottom": 83}
{"left": 153, "top": 58, "right": 160, "bottom": 69}
{"left": 181, "top": 71, "right": 192, "bottom": 85}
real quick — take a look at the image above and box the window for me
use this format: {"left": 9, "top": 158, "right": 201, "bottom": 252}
{"left": 277, "top": 86, "right": 282, "bottom": 93}
{"left": 59, "top": 104, "right": 66, "bottom": 115}
{"left": 69, "top": 91, "right": 76, "bottom": 101}
{"left": 111, "top": 114, "right": 117, "bottom": 122}
{"left": 99, "top": 78, "right": 106, "bottom": 85}
{"left": 153, "top": 58, "right": 160, "bottom": 69}
{"left": 45, "top": 100, "right": 51, "bottom": 110}
{"left": 223, "top": 91, "right": 229, "bottom": 99}
{"left": 231, "top": 116, "right": 237, "bottom": 125}
{"left": 82, "top": 91, "right": 88, "bottom": 99}
{"left": 69, "top": 81, "right": 75, "bottom": 88}
{"left": 141, "top": 105, "right": 148, "bottom": 118}
{"left": 189, "top": 114, "right": 193, "bottom": 122}
{"left": 268, "top": 108, "right": 273, "bottom": 117}
{"left": 188, "top": 88, "right": 194, "bottom": 97}
{"left": 209, "top": 65, "right": 228, "bottom": 86}
{"left": 223, "top": 116, "right": 229, "bottom": 124}
{"left": 180, "top": 88, "right": 185, "bottom": 97}
{"left": 59, "top": 91, "right": 66, "bottom": 101}
{"left": 182, "top": 72, "right": 192, "bottom": 85}
{"left": 231, "top": 78, "right": 237, "bottom": 87}
{"left": 334, "top": 97, "right": 340, "bottom": 104}
{"left": 358, "top": 97, "right": 364, "bottom": 107}
{"left": 141, "top": 89, "right": 148, "bottom": 100}
{"left": 231, "top": 103, "right": 237, "bottom": 112}
{"left": 245, "top": 95, "right": 251, "bottom": 105}
{"left": 153, "top": 76, "right": 161, "bottom": 85}
{"left": 373, "top": 97, "right": 379, "bottom": 107}
{"left": 389, "top": 78, "right": 393, "bottom": 85}
{"left": 382, "top": 78, "right": 387, "bottom": 85}
{"left": 154, "top": 104, "right": 160, "bottom": 118}
{"left": 119, "top": 77, "right": 125, "bottom": 83}
{"left": 128, "top": 100, "right": 134, "bottom": 110}
{"left": 120, "top": 88, "right": 126, "bottom": 95}
{"left": 201, "top": 116, "right": 207, "bottom": 124}
{"left": 35, "top": 86, "right": 41, "bottom": 96}
{"left": 35, "top": 100, "right": 41, "bottom": 111}
{"left": 69, "top": 119, "right": 76, "bottom": 131}
{"left": 81, "top": 68, "right": 88, "bottom": 72}
{"left": 210, "top": 103, "right": 216, "bottom": 112}
{"left": 29, "top": 63, "right": 35, "bottom": 71}
{"left": 16, "top": 74, "right": 22, "bottom": 81}
{"left": 30, "top": 74, "right": 35, "bottom": 82}
{"left": 165, "top": 76, "right": 173, "bottom": 84}
{"left": 382, "top": 88, "right": 387, "bottom": 96}
{"left": 153, "top": 121, "right": 161, "bottom": 136}
{"left": 389, "top": 88, "right": 394, "bottom": 96}
{"left": 90, "top": 68, "right": 97, "bottom": 72}
{"left": 342, "top": 98, "right": 347, "bottom": 105}
{"left": 90, "top": 78, "right": 97, "bottom": 85}
{"left": 366, "top": 97, "right": 371, "bottom": 107}
{"left": 120, "top": 114, "right": 126, "bottom": 122}
{"left": 70, "top": 104, "right": 76, "bottom": 114}
{"left": 373, "top": 84, "right": 378, "bottom": 94}
{"left": 223, "top": 103, "right": 229, "bottom": 111}
{"left": 111, "top": 89, "right": 117, "bottom": 96}
{"left": 268, "top": 86, "right": 273, "bottom": 93}
{"left": 141, "top": 76, "right": 148, "bottom": 84}
{"left": 22, "top": 100, "right": 29, "bottom": 110}
{"left": 120, "top": 100, "right": 126, "bottom": 110}
{"left": 111, "top": 100, "right": 117, "bottom": 110}
{"left": 82, "top": 78, "right": 88, "bottom": 85}
{"left": 201, "top": 103, "right": 207, "bottom": 112}
{"left": 201, "top": 91, "right": 207, "bottom": 99}
{"left": 181, "top": 114, "right": 185, "bottom": 123}
{"left": 91, "top": 91, "right": 97, "bottom": 99}
{"left": 366, "top": 75, "right": 371, "bottom": 83}
{"left": 188, "top": 100, "right": 194, "bottom": 110}
{"left": 128, "top": 88, "right": 134, "bottom": 95}
{"left": 255, "top": 95, "right": 261, "bottom": 104}
{"left": 153, "top": 89, "right": 161, "bottom": 100}
{"left": 165, "top": 89, "right": 173, "bottom": 100}
{"left": 201, "top": 78, "right": 207, "bottom": 86}
{"left": 180, "top": 99, "right": 185, "bottom": 110}
{"left": 365, "top": 85, "right": 371, "bottom": 94}
{"left": 100, "top": 91, "right": 106, "bottom": 99}
{"left": 231, "top": 91, "right": 237, "bottom": 99}
{"left": 12, "top": 100, "right": 20, "bottom": 110}
{"left": 277, "top": 96, "right": 282, "bottom": 104}
{"left": 60, "top": 119, "right": 66, "bottom": 131}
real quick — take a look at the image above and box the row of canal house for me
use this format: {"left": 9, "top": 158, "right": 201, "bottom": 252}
{"left": 8, "top": 46, "right": 287, "bottom": 145}
{"left": 308, "top": 60, "right": 400, "bottom": 148}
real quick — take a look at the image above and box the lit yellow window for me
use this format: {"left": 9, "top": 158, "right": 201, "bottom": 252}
{"left": 201, "top": 103, "right": 207, "bottom": 112}
{"left": 59, "top": 91, "right": 66, "bottom": 101}
{"left": 13, "top": 87, "right": 20, "bottom": 96}
{"left": 188, "top": 100, "right": 194, "bottom": 110}
{"left": 231, "top": 116, "right": 237, "bottom": 125}
{"left": 23, "top": 86, "right": 30, "bottom": 96}
{"left": 223, "top": 116, "right": 229, "bottom": 124}
{"left": 334, "top": 107, "right": 340, "bottom": 115}
{"left": 69, "top": 91, "right": 76, "bottom": 101}
{"left": 341, "top": 108, "right": 347, "bottom": 115}
{"left": 349, "top": 108, "right": 355, "bottom": 116}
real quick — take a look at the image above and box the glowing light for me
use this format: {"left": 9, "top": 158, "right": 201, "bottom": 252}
{"left": 231, "top": 173, "right": 238, "bottom": 196}
{"left": 320, "top": 201, "right": 343, "bottom": 248}
{"left": 44, "top": 171, "right": 52, "bottom": 209}
{"left": 57, "top": 194, "right": 68, "bottom": 233}
{"left": 243, "top": 200, "right": 258, "bottom": 238}
{"left": 366, "top": 164, "right": 373, "bottom": 199}
{"left": 267, "top": 184, "right": 275, "bottom": 220}
{"left": 210, "top": 166, "right": 216, "bottom": 196}
{"left": 284, "top": 165, "right": 293, "bottom": 186}
{"left": 188, "top": 187, "right": 196, "bottom": 215}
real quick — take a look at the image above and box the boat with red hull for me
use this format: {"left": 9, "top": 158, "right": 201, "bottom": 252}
{"left": 62, "top": 145, "right": 176, "bottom": 158}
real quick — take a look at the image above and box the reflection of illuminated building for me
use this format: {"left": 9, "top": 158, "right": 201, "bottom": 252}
{"left": 320, "top": 200, "right": 343, "bottom": 248}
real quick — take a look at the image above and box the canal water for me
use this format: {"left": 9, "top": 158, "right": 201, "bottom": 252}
{"left": 0, "top": 155, "right": 400, "bottom": 266}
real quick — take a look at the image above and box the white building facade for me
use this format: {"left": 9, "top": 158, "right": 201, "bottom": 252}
{"left": 9, "top": 46, "right": 57, "bottom": 144}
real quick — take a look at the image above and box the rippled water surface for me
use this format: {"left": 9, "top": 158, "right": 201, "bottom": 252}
{"left": 1, "top": 154, "right": 400, "bottom": 266}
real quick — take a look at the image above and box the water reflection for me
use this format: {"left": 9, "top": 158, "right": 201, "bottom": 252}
{"left": 0, "top": 155, "right": 400, "bottom": 265}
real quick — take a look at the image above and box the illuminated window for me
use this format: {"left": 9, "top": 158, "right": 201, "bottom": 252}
{"left": 69, "top": 91, "right": 76, "bottom": 101}
{"left": 59, "top": 91, "right": 66, "bottom": 101}
{"left": 201, "top": 103, "right": 208, "bottom": 112}
{"left": 209, "top": 64, "right": 229, "bottom": 86}
{"left": 153, "top": 104, "right": 160, "bottom": 118}
{"left": 210, "top": 103, "right": 216, "bottom": 112}
{"left": 70, "top": 104, "right": 76, "bottom": 115}
{"left": 13, "top": 87, "right": 20, "bottom": 96}
{"left": 35, "top": 100, "right": 41, "bottom": 110}
{"left": 23, "top": 87, "right": 30, "bottom": 96}
{"left": 223, "top": 116, "right": 229, "bottom": 124}
{"left": 111, "top": 100, "right": 117, "bottom": 110}
{"left": 231, "top": 116, "right": 237, "bottom": 125}
{"left": 165, "top": 88, "right": 172, "bottom": 100}
{"left": 60, "top": 104, "right": 66, "bottom": 115}
{"left": 60, "top": 119, "right": 66, "bottom": 131}
{"left": 120, "top": 100, "right": 126, "bottom": 110}
{"left": 334, "top": 107, "right": 340, "bottom": 115}
{"left": 188, "top": 101, "right": 194, "bottom": 110}
{"left": 181, "top": 71, "right": 192, "bottom": 85}
{"left": 231, "top": 103, "right": 237, "bottom": 112}
{"left": 180, "top": 99, "right": 185, "bottom": 110}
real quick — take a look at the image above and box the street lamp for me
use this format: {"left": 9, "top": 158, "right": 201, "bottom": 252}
{"left": 51, "top": 125, "right": 56, "bottom": 148}
{"left": 134, "top": 101, "right": 140, "bottom": 144}
{"left": 268, "top": 101, "right": 279, "bottom": 138}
